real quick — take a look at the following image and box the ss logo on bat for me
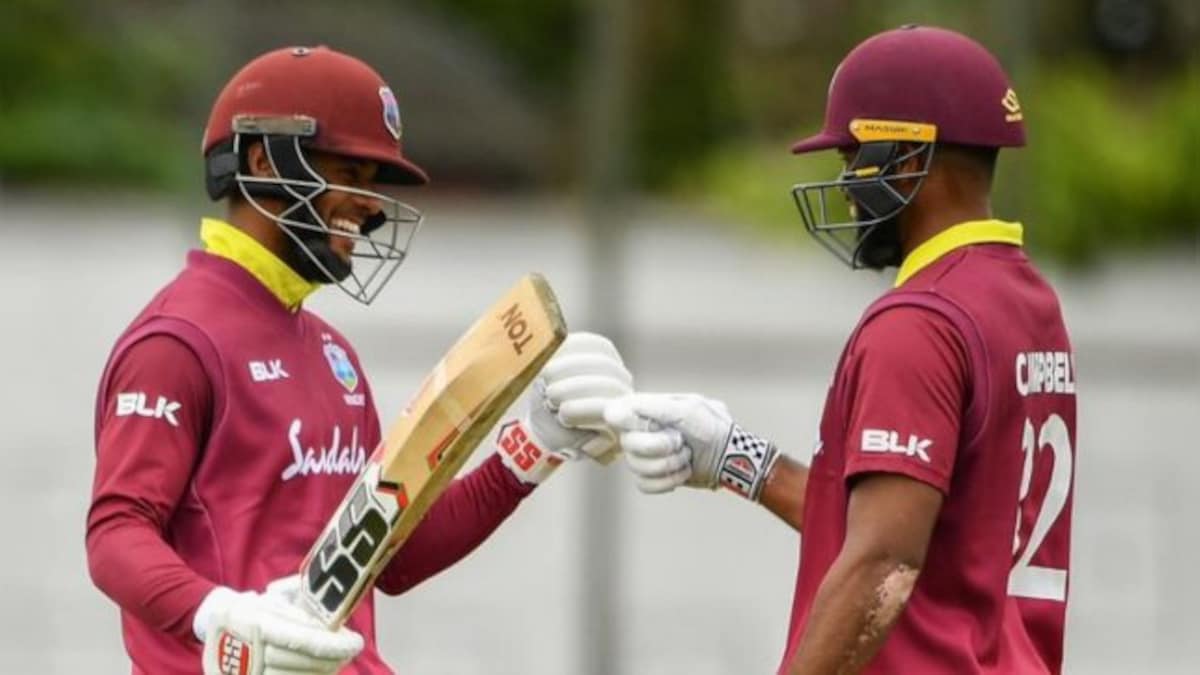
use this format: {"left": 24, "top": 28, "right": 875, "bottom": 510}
{"left": 306, "top": 480, "right": 390, "bottom": 614}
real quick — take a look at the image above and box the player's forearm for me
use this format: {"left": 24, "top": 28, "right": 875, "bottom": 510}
{"left": 86, "top": 503, "right": 215, "bottom": 639}
{"left": 759, "top": 455, "right": 809, "bottom": 532}
{"left": 376, "top": 454, "right": 533, "bottom": 595}
{"left": 786, "top": 551, "right": 918, "bottom": 675}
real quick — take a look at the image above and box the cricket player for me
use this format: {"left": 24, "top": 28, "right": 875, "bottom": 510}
{"left": 86, "top": 46, "right": 631, "bottom": 674}
{"left": 606, "top": 26, "right": 1076, "bottom": 674}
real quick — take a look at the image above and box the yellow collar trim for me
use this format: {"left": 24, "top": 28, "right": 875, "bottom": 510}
{"left": 200, "top": 218, "right": 319, "bottom": 311}
{"left": 894, "top": 219, "right": 1024, "bottom": 287}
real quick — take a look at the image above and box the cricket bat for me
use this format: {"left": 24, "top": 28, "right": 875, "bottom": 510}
{"left": 297, "top": 274, "right": 567, "bottom": 628}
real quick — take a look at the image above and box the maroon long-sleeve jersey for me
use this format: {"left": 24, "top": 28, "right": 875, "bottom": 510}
{"left": 88, "top": 245, "right": 533, "bottom": 674}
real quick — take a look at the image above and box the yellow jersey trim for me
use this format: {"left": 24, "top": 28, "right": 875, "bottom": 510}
{"left": 200, "top": 218, "right": 319, "bottom": 311}
{"left": 894, "top": 219, "right": 1024, "bottom": 288}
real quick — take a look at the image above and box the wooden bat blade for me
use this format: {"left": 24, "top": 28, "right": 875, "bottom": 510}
{"left": 297, "top": 274, "right": 566, "bottom": 627}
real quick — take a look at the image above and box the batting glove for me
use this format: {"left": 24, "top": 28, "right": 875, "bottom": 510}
{"left": 496, "top": 332, "right": 633, "bottom": 483}
{"left": 196, "top": 576, "right": 363, "bottom": 675}
{"left": 605, "top": 393, "right": 779, "bottom": 501}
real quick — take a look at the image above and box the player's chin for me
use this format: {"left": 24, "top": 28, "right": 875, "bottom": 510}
{"left": 329, "top": 237, "right": 355, "bottom": 264}
{"left": 331, "top": 256, "right": 354, "bottom": 279}
{"left": 318, "top": 243, "right": 355, "bottom": 282}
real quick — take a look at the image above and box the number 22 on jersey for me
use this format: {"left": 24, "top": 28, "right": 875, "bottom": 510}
{"left": 1009, "top": 413, "right": 1073, "bottom": 602}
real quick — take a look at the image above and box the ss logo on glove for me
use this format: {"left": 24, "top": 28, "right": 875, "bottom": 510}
{"left": 216, "top": 631, "right": 251, "bottom": 675}
{"left": 497, "top": 420, "right": 549, "bottom": 472}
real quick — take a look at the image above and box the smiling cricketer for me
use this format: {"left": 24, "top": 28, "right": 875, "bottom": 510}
{"left": 86, "top": 46, "right": 632, "bottom": 675}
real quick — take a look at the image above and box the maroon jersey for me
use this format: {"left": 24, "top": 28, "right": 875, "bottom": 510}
{"left": 781, "top": 221, "right": 1076, "bottom": 674}
{"left": 88, "top": 240, "right": 532, "bottom": 674}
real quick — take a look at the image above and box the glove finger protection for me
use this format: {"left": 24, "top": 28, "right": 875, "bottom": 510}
{"left": 198, "top": 581, "right": 363, "bottom": 675}
{"left": 620, "top": 429, "right": 686, "bottom": 462}
{"left": 496, "top": 332, "right": 633, "bottom": 482}
{"left": 623, "top": 432, "right": 692, "bottom": 492}
{"left": 542, "top": 353, "right": 633, "bottom": 390}
{"left": 548, "top": 374, "right": 631, "bottom": 426}
{"left": 609, "top": 393, "right": 780, "bottom": 500}
{"left": 551, "top": 331, "right": 624, "bottom": 361}
{"left": 607, "top": 396, "right": 692, "bottom": 493}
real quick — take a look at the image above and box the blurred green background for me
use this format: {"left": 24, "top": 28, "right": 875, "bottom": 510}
{"left": 1, "top": 0, "right": 1196, "bottom": 264}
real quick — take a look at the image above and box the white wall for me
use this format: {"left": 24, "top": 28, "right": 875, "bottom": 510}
{"left": 1, "top": 196, "right": 1195, "bottom": 673}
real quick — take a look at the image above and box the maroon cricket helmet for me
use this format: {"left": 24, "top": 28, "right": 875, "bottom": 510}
{"left": 203, "top": 45, "right": 428, "bottom": 187}
{"left": 791, "top": 25, "right": 1026, "bottom": 154}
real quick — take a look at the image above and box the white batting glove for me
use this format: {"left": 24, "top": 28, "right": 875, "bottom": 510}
{"left": 495, "top": 332, "right": 633, "bottom": 484}
{"left": 196, "top": 576, "right": 363, "bottom": 675}
{"left": 605, "top": 393, "right": 780, "bottom": 501}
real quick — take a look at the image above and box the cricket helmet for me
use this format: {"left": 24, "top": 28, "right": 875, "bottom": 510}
{"left": 790, "top": 26, "right": 1025, "bottom": 269}
{"left": 203, "top": 45, "right": 428, "bottom": 304}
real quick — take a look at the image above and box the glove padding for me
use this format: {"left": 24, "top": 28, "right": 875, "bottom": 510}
{"left": 197, "top": 576, "right": 363, "bottom": 675}
{"left": 496, "top": 332, "right": 633, "bottom": 483}
{"left": 605, "top": 393, "right": 779, "bottom": 501}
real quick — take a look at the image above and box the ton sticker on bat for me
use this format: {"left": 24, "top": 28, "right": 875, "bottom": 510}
{"left": 501, "top": 303, "right": 534, "bottom": 355}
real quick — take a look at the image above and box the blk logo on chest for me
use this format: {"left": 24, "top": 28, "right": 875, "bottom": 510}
{"left": 249, "top": 359, "right": 289, "bottom": 382}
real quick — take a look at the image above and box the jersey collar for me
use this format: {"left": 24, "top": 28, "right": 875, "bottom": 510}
{"left": 200, "top": 218, "right": 319, "bottom": 311}
{"left": 894, "top": 219, "right": 1024, "bottom": 287}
